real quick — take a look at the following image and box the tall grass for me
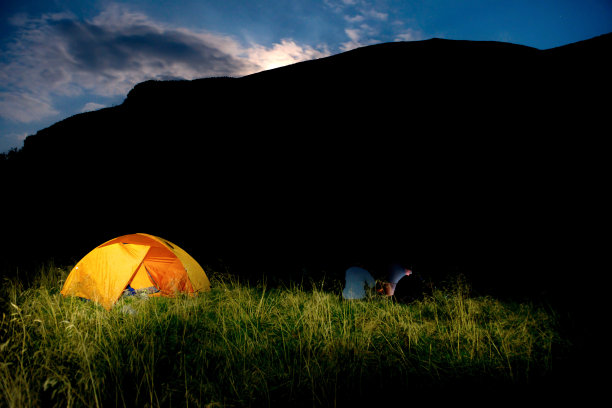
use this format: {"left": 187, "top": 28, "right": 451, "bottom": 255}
{"left": 1, "top": 263, "right": 565, "bottom": 407}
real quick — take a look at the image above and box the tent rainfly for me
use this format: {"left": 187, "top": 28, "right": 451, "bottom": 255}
{"left": 61, "top": 233, "right": 210, "bottom": 309}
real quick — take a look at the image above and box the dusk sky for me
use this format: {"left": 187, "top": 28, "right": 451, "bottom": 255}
{"left": 1, "top": 0, "right": 611, "bottom": 153}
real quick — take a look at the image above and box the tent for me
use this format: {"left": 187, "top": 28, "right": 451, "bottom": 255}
{"left": 61, "top": 233, "right": 210, "bottom": 309}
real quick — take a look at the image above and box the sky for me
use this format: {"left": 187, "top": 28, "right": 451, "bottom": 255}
{"left": 1, "top": 0, "right": 611, "bottom": 153}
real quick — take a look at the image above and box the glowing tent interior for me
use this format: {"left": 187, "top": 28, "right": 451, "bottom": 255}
{"left": 61, "top": 233, "right": 210, "bottom": 309}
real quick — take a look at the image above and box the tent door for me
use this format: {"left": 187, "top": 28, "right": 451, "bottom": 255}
{"left": 129, "top": 263, "right": 160, "bottom": 294}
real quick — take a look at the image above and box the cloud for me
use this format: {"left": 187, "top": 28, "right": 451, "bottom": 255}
{"left": 345, "top": 28, "right": 362, "bottom": 43}
{"left": 344, "top": 15, "right": 366, "bottom": 23}
{"left": 324, "top": 0, "right": 362, "bottom": 12}
{"left": 0, "top": 5, "right": 329, "bottom": 124}
{"left": 328, "top": 1, "right": 390, "bottom": 51}
{"left": 0, "top": 131, "right": 29, "bottom": 153}
{"left": 395, "top": 28, "right": 424, "bottom": 42}
{"left": 0, "top": 92, "right": 58, "bottom": 123}
{"left": 364, "top": 9, "right": 388, "bottom": 21}
{"left": 335, "top": 1, "right": 387, "bottom": 23}
{"left": 246, "top": 39, "right": 330, "bottom": 71}
{"left": 328, "top": 0, "right": 424, "bottom": 51}
{"left": 340, "top": 25, "right": 378, "bottom": 51}
{"left": 1, "top": 9, "right": 255, "bottom": 97}
{"left": 80, "top": 102, "right": 106, "bottom": 113}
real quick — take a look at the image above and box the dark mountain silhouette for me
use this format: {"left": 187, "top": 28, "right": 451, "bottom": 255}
{"left": 2, "top": 34, "right": 610, "bottom": 300}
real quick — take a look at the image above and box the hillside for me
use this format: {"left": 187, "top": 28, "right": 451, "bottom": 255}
{"left": 2, "top": 34, "right": 610, "bottom": 299}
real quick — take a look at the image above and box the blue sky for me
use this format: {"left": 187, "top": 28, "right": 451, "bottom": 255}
{"left": 1, "top": 0, "right": 611, "bottom": 153}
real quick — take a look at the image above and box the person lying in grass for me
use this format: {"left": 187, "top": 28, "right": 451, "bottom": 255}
{"left": 342, "top": 264, "right": 376, "bottom": 300}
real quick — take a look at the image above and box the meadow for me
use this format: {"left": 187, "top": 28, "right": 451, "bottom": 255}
{"left": 1, "top": 262, "right": 569, "bottom": 407}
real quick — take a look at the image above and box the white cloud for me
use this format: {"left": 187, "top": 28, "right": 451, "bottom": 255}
{"left": 329, "top": 0, "right": 392, "bottom": 52}
{"left": 0, "top": 5, "right": 330, "bottom": 125}
{"left": 344, "top": 14, "right": 365, "bottom": 23}
{"left": 246, "top": 39, "right": 330, "bottom": 71}
{"left": 337, "top": 1, "right": 387, "bottom": 24}
{"left": 341, "top": 29, "right": 363, "bottom": 51}
{"left": 324, "top": 0, "right": 361, "bottom": 10}
{"left": 80, "top": 102, "right": 106, "bottom": 113}
{"left": 395, "top": 28, "right": 424, "bottom": 42}
{"left": 340, "top": 25, "right": 379, "bottom": 51}
{"left": 345, "top": 28, "right": 362, "bottom": 43}
{"left": 328, "top": 0, "right": 425, "bottom": 53}
{"left": 364, "top": 9, "right": 388, "bottom": 21}
{"left": 0, "top": 131, "right": 29, "bottom": 153}
{"left": 0, "top": 92, "right": 58, "bottom": 123}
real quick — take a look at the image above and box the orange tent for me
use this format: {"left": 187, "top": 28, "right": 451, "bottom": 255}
{"left": 61, "top": 233, "right": 210, "bottom": 309}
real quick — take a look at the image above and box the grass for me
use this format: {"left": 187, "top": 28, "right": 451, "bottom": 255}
{"left": 1, "top": 262, "right": 568, "bottom": 407}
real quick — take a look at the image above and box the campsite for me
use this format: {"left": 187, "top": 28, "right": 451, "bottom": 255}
{"left": 0, "top": 227, "right": 600, "bottom": 406}
{"left": 0, "top": 256, "right": 577, "bottom": 407}
{"left": 1, "top": 21, "right": 608, "bottom": 408}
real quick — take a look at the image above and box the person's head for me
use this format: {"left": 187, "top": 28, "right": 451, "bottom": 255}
{"left": 383, "top": 281, "right": 394, "bottom": 296}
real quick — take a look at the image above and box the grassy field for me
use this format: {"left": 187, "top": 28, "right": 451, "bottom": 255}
{"left": 1, "top": 262, "right": 569, "bottom": 407}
